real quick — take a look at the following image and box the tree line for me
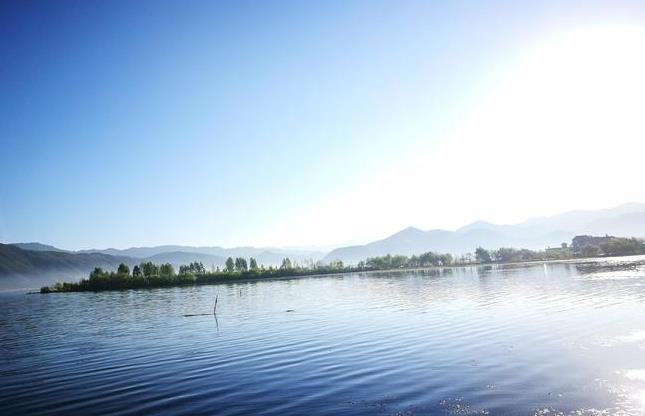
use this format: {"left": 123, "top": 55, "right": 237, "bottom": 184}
{"left": 358, "top": 252, "right": 454, "bottom": 269}
{"left": 40, "top": 250, "right": 454, "bottom": 293}
{"left": 472, "top": 236, "right": 645, "bottom": 264}
{"left": 40, "top": 236, "right": 645, "bottom": 293}
{"left": 40, "top": 256, "right": 349, "bottom": 293}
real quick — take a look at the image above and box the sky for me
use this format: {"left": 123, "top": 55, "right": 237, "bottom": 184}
{"left": 2, "top": 0, "right": 645, "bottom": 250}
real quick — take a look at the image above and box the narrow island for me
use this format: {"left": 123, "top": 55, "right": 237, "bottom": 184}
{"left": 41, "top": 235, "right": 645, "bottom": 293}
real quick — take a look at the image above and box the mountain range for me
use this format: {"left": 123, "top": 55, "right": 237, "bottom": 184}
{"left": 0, "top": 244, "right": 134, "bottom": 290}
{"left": 0, "top": 244, "right": 324, "bottom": 290}
{"left": 3, "top": 202, "right": 645, "bottom": 290}
{"left": 323, "top": 202, "right": 645, "bottom": 264}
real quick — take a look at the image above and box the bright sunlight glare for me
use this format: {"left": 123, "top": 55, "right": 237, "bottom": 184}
{"left": 265, "top": 25, "right": 645, "bottom": 247}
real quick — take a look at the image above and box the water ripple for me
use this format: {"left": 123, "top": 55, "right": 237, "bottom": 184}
{"left": 3, "top": 257, "right": 645, "bottom": 415}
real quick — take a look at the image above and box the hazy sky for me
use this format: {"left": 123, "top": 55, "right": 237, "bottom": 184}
{"left": 2, "top": 1, "right": 645, "bottom": 250}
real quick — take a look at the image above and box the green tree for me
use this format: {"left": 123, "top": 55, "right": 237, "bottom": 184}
{"left": 235, "top": 257, "right": 248, "bottom": 272}
{"left": 225, "top": 257, "right": 235, "bottom": 273}
{"left": 188, "top": 261, "right": 205, "bottom": 274}
{"left": 280, "top": 258, "right": 293, "bottom": 270}
{"left": 117, "top": 263, "right": 130, "bottom": 276}
{"left": 329, "top": 259, "right": 344, "bottom": 269}
{"left": 89, "top": 267, "right": 105, "bottom": 279}
{"left": 132, "top": 265, "right": 141, "bottom": 277}
{"left": 141, "top": 261, "right": 159, "bottom": 277}
{"left": 249, "top": 257, "right": 259, "bottom": 271}
{"left": 475, "top": 247, "right": 492, "bottom": 263}
{"left": 439, "top": 253, "right": 453, "bottom": 266}
{"left": 391, "top": 255, "right": 407, "bottom": 268}
{"left": 600, "top": 237, "right": 645, "bottom": 256}
{"left": 493, "top": 247, "right": 516, "bottom": 263}
{"left": 159, "top": 263, "right": 175, "bottom": 278}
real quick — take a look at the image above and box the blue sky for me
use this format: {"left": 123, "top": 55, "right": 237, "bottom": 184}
{"left": 2, "top": 1, "right": 645, "bottom": 250}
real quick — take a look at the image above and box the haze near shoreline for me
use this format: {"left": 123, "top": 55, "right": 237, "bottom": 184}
{"left": 2, "top": 202, "right": 645, "bottom": 290}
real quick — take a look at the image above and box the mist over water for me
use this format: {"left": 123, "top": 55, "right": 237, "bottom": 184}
{"left": 3, "top": 257, "right": 645, "bottom": 415}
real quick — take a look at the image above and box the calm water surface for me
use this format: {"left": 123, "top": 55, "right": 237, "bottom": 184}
{"left": 3, "top": 257, "right": 645, "bottom": 415}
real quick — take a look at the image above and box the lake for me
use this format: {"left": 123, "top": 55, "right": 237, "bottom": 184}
{"left": 3, "top": 257, "right": 645, "bottom": 415}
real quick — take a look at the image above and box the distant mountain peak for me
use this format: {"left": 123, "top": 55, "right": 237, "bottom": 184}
{"left": 456, "top": 220, "right": 498, "bottom": 233}
{"left": 10, "top": 242, "right": 68, "bottom": 253}
{"left": 398, "top": 226, "right": 425, "bottom": 234}
{"left": 388, "top": 226, "right": 427, "bottom": 239}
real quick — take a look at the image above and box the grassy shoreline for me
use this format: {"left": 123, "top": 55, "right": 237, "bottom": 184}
{"left": 39, "top": 267, "right": 365, "bottom": 293}
{"left": 38, "top": 252, "right": 645, "bottom": 294}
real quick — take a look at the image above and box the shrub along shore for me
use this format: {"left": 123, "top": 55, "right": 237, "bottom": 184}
{"left": 40, "top": 236, "right": 645, "bottom": 293}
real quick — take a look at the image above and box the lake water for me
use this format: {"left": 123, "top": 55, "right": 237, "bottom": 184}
{"left": 3, "top": 257, "right": 645, "bottom": 415}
